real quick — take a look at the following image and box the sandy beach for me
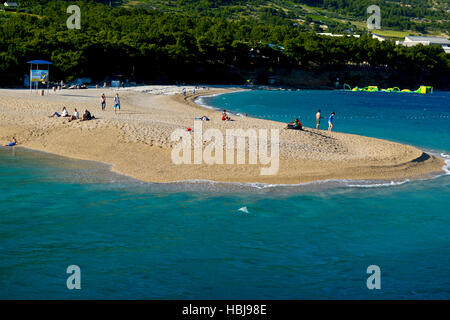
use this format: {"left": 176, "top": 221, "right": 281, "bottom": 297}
{"left": 0, "top": 86, "right": 445, "bottom": 184}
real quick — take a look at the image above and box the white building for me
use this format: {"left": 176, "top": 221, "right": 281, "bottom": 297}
{"left": 3, "top": 2, "right": 18, "bottom": 7}
{"left": 396, "top": 36, "right": 450, "bottom": 53}
{"left": 399, "top": 35, "right": 450, "bottom": 46}
{"left": 317, "top": 33, "right": 360, "bottom": 38}
{"left": 372, "top": 34, "right": 386, "bottom": 42}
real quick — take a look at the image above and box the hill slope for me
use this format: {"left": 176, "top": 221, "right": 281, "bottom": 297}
{"left": 122, "top": 0, "right": 449, "bottom": 37}
{"left": 1, "top": 0, "right": 449, "bottom": 89}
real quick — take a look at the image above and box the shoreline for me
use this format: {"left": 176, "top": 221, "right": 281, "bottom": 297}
{"left": 2, "top": 145, "right": 448, "bottom": 192}
{"left": 0, "top": 87, "right": 446, "bottom": 185}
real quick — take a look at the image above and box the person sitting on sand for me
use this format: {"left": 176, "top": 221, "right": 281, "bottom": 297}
{"left": 81, "top": 109, "right": 95, "bottom": 121}
{"left": 68, "top": 108, "right": 80, "bottom": 122}
{"left": 195, "top": 116, "right": 210, "bottom": 121}
{"left": 222, "top": 110, "right": 231, "bottom": 121}
{"left": 50, "top": 107, "right": 69, "bottom": 118}
{"left": 285, "top": 118, "right": 303, "bottom": 130}
{"left": 4, "top": 137, "right": 17, "bottom": 146}
{"left": 328, "top": 112, "right": 335, "bottom": 131}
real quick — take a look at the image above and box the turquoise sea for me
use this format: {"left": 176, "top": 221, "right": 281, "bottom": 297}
{"left": 1, "top": 90, "right": 449, "bottom": 299}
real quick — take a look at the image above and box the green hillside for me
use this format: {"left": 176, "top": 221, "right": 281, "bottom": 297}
{"left": 0, "top": 0, "right": 449, "bottom": 89}
{"left": 122, "top": 0, "right": 450, "bottom": 37}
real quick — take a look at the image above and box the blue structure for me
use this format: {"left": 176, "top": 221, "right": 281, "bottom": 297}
{"left": 27, "top": 60, "right": 53, "bottom": 91}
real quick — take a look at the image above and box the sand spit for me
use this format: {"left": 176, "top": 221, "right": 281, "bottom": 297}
{"left": 0, "top": 87, "right": 444, "bottom": 184}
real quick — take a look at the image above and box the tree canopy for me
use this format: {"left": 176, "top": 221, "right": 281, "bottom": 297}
{"left": 0, "top": 0, "right": 448, "bottom": 88}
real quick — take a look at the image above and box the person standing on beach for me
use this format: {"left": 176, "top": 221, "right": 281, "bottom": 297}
{"left": 328, "top": 112, "right": 335, "bottom": 131}
{"left": 101, "top": 93, "right": 106, "bottom": 111}
{"left": 114, "top": 93, "right": 120, "bottom": 114}
{"left": 316, "top": 109, "right": 321, "bottom": 129}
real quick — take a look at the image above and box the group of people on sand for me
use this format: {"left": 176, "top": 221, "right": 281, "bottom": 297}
{"left": 182, "top": 88, "right": 194, "bottom": 96}
{"left": 50, "top": 107, "right": 95, "bottom": 122}
{"left": 182, "top": 87, "right": 208, "bottom": 96}
{"left": 316, "top": 110, "right": 335, "bottom": 131}
{"left": 219, "top": 108, "right": 335, "bottom": 130}
{"left": 5, "top": 95, "right": 113, "bottom": 147}
{"left": 49, "top": 93, "right": 121, "bottom": 122}
{"left": 100, "top": 93, "right": 121, "bottom": 114}
{"left": 285, "top": 110, "right": 336, "bottom": 131}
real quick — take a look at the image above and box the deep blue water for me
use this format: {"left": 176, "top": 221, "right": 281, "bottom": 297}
{"left": 1, "top": 90, "right": 449, "bottom": 299}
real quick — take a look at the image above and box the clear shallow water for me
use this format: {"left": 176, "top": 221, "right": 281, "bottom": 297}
{"left": 1, "top": 90, "right": 450, "bottom": 299}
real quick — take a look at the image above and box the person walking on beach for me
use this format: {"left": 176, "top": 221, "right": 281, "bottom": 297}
{"left": 114, "top": 93, "right": 120, "bottom": 114}
{"left": 328, "top": 112, "right": 335, "bottom": 131}
{"left": 316, "top": 109, "right": 321, "bottom": 129}
{"left": 101, "top": 93, "right": 106, "bottom": 111}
